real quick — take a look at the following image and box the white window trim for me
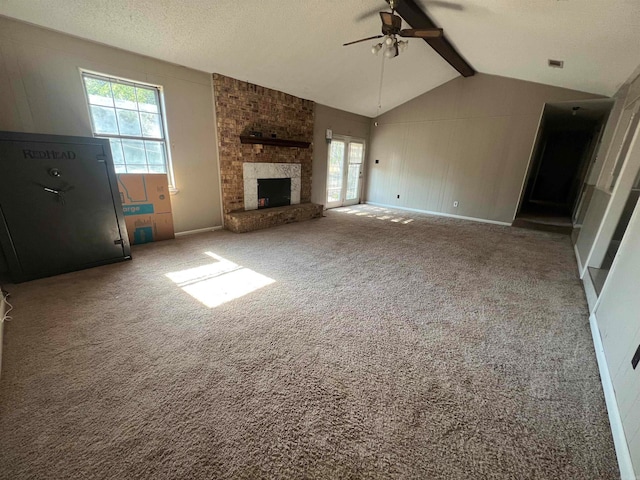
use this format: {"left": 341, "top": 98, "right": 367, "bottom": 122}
{"left": 79, "top": 68, "right": 178, "bottom": 194}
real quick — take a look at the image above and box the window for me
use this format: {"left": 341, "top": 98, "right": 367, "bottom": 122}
{"left": 81, "top": 72, "right": 173, "bottom": 181}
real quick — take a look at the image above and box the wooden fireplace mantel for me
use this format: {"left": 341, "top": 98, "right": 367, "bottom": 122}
{"left": 239, "top": 136, "right": 310, "bottom": 149}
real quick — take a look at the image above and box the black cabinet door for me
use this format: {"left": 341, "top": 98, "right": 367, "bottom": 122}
{"left": 0, "top": 135, "right": 129, "bottom": 281}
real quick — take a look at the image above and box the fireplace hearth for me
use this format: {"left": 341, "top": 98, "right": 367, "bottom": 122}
{"left": 258, "top": 178, "right": 291, "bottom": 209}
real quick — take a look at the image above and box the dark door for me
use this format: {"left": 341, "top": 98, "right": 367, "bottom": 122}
{"left": 0, "top": 138, "right": 128, "bottom": 280}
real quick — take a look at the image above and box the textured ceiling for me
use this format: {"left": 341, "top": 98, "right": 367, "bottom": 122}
{"left": 420, "top": 0, "right": 640, "bottom": 97}
{"left": 0, "top": 0, "right": 639, "bottom": 118}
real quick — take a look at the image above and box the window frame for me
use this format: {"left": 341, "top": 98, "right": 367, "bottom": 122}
{"left": 79, "top": 69, "right": 176, "bottom": 191}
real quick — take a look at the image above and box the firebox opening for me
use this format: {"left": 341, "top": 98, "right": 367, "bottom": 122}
{"left": 258, "top": 178, "right": 291, "bottom": 209}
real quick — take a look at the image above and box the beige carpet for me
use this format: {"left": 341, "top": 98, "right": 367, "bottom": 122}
{"left": 0, "top": 205, "right": 618, "bottom": 479}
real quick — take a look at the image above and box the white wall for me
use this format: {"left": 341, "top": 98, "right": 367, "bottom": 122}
{"left": 593, "top": 192, "right": 640, "bottom": 476}
{"left": 577, "top": 72, "right": 640, "bottom": 272}
{"left": 365, "top": 74, "right": 602, "bottom": 223}
{"left": 312, "top": 104, "right": 371, "bottom": 206}
{"left": 570, "top": 63, "right": 640, "bottom": 479}
{"left": 0, "top": 16, "right": 222, "bottom": 233}
{"left": 587, "top": 87, "right": 629, "bottom": 186}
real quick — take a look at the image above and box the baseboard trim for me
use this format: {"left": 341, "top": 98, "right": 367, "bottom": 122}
{"left": 364, "top": 202, "right": 511, "bottom": 226}
{"left": 582, "top": 271, "right": 599, "bottom": 313}
{"left": 174, "top": 226, "right": 223, "bottom": 237}
{"left": 574, "top": 242, "right": 586, "bottom": 279}
{"left": 589, "top": 313, "right": 635, "bottom": 479}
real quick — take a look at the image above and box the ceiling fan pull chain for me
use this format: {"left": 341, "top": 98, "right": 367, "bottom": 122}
{"left": 377, "top": 54, "right": 386, "bottom": 118}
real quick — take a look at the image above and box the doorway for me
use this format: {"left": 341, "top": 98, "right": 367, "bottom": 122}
{"left": 326, "top": 136, "right": 365, "bottom": 208}
{"left": 515, "top": 100, "right": 613, "bottom": 234}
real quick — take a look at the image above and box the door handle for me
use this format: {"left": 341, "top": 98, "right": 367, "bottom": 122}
{"left": 38, "top": 183, "right": 73, "bottom": 206}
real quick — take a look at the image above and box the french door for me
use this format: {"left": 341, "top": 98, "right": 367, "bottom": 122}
{"left": 326, "top": 136, "right": 365, "bottom": 208}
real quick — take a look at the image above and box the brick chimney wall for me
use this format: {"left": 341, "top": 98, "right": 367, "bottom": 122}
{"left": 213, "top": 74, "right": 315, "bottom": 215}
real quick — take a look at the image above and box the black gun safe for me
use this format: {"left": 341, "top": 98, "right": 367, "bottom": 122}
{"left": 0, "top": 131, "right": 131, "bottom": 283}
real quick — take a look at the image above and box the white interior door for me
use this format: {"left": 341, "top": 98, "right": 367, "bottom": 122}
{"left": 326, "top": 136, "right": 365, "bottom": 208}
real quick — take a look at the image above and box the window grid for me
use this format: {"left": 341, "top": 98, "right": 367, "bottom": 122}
{"left": 82, "top": 72, "right": 170, "bottom": 177}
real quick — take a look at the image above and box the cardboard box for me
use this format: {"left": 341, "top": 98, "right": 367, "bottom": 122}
{"left": 117, "top": 174, "right": 175, "bottom": 245}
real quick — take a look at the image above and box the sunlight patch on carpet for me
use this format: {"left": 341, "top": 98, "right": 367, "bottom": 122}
{"left": 334, "top": 205, "right": 415, "bottom": 224}
{"left": 165, "top": 252, "right": 275, "bottom": 308}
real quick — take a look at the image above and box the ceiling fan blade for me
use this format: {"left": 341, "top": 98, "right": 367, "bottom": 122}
{"left": 343, "top": 35, "right": 384, "bottom": 47}
{"left": 380, "top": 11, "right": 395, "bottom": 27}
{"left": 355, "top": 6, "right": 383, "bottom": 22}
{"left": 380, "top": 11, "right": 403, "bottom": 31}
{"left": 399, "top": 28, "right": 443, "bottom": 38}
{"left": 426, "top": 1, "right": 464, "bottom": 11}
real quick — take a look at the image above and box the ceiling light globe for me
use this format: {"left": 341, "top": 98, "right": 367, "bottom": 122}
{"left": 384, "top": 47, "right": 395, "bottom": 59}
{"left": 385, "top": 36, "right": 394, "bottom": 46}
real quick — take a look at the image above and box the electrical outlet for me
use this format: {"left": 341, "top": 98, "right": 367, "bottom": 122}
{"left": 397, "top": 195, "right": 400, "bottom": 199}
{"left": 375, "top": 159, "right": 379, "bottom": 164}
{"left": 453, "top": 201, "right": 459, "bottom": 208}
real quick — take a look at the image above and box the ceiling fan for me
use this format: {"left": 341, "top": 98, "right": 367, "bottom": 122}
{"left": 343, "top": 0, "right": 443, "bottom": 58}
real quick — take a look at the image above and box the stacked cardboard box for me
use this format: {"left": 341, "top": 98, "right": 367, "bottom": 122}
{"left": 116, "top": 174, "right": 174, "bottom": 244}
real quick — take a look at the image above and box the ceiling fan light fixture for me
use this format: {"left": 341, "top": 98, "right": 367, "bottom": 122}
{"left": 371, "top": 43, "right": 383, "bottom": 55}
{"left": 385, "top": 35, "right": 394, "bottom": 46}
{"left": 384, "top": 43, "right": 398, "bottom": 59}
{"left": 398, "top": 40, "right": 408, "bottom": 52}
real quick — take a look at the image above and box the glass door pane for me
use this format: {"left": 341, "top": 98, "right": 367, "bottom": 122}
{"left": 327, "top": 140, "right": 345, "bottom": 205}
{"left": 345, "top": 142, "right": 364, "bottom": 202}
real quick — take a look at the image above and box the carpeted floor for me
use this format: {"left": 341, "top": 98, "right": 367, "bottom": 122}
{"left": 0, "top": 205, "right": 618, "bottom": 479}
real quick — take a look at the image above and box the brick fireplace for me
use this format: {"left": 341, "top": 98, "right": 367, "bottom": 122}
{"left": 213, "top": 74, "right": 322, "bottom": 232}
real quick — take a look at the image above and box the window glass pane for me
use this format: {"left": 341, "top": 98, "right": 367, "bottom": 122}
{"left": 108, "top": 138, "right": 124, "bottom": 164}
{"left": 82, "top": 73, "right": 171, "bottom": 180}
{"left": 140, "top": 112, "right": 162, "bottom": 138}
{"left": 145, "top": 141, "right": 166, "bottom": 169}
{"left": 84, "top": 77, "right": 113, "bottom": 107}
{"left": 122, "top": 139, "right": 146, "bottom": 165}
{"left": 90, "top": 106, "right": 118, "bottom": 135}
{"left": 116, "top": 109, "right": 142, "bottom": 136}
{"left": 346, "top": 164, "right": 360, "bottom": 200}
{"left": 327, "top": 140, "right": 345, "bottom": 203}
{"left": 112, "top": 83, "right": 137, "bottom": 110}
{"left": 148, "top": 165, "right": 166, "bottom": 173}
{"left": 127, "top": 164, "right": 149, "bottom": 173}
{"left": 349, "top": 143, "right": 364, "bottom": 164}
{"left": 136, "top": 87, "right": 159, "bottom": 113}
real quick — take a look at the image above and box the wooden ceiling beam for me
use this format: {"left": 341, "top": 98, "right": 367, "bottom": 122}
{"left": 395, "top": 0, "right": 475, "bottom": 77}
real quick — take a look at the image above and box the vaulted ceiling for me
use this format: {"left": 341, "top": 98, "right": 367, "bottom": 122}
{"left": 1, "top": 0, "right": 639, "bottom": 117}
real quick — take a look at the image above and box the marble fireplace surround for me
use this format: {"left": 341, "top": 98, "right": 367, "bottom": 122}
{"left": 243, "top": 163, "right": 301, "bottom": 211}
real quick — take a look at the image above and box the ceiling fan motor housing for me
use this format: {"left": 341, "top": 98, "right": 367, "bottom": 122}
{"left": 380, "top": 12, "right": 403, "bottom": 35}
